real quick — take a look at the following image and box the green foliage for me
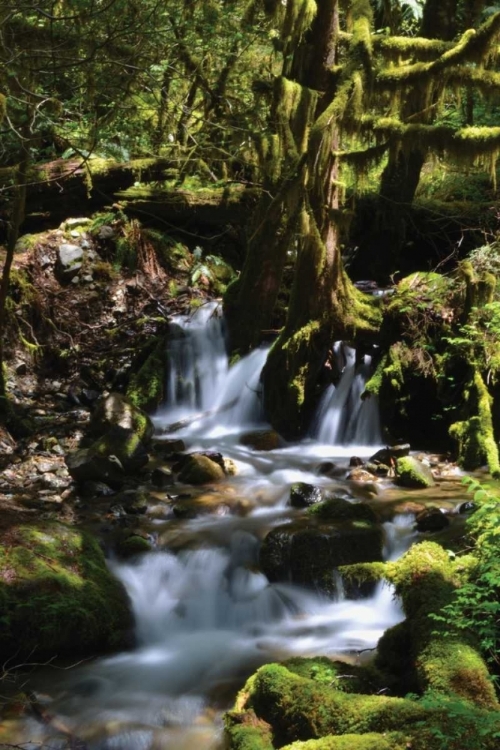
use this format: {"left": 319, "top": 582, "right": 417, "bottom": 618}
{"left": 431, "top": 478, "right": 500, "bottom": 672}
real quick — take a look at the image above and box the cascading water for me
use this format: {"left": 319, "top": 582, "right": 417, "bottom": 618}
{"left": 312, "top": 342, "right": 382, "bottom": 446}
{"left": 15, "top": 305, "right": 415, "bottom": 750}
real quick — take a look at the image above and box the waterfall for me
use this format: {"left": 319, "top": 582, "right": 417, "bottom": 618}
{"left": 312, "top": 342, "right": 382, "bottom": 446}
{"left": 159, "top": 308, "right": 381, "bottom": 447}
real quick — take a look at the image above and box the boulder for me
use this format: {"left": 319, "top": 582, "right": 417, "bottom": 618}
{"left": 415, "top": 507, "right": 450, "bottom": 532}
{"left": 177, "top": 453, "right": 225, "bottom": 484}
{"left": 395, "top": 456, "right": 435, "bottom": 489}
{"left": 151, "top": 466, "right": 174, "bottom": 488}
{"left": 240, "top": 430, "right": 281, "bottom": 451}
{"left": 307, "top": 496, "right": 378, "bottom": 524}
{"left": 55, "top": 243, "right": 84, "bottom": 282}
{"left": 259, "top": 517, "right": 384, "bottom": 594}
{"left": 92, "top": 425, "right": 149, "bottom": 472}
{"left": 115, "top": 533, "right": 152, "bottom": 557}
{"left": 66, "top": 448, "right": 124, "bottom": 488}
{"left": 89, "top": 392, "right": 154, "bottom": 443}
{"left": 370, "top": 444, "right": 411, "bottom": 464}
{"left": 0, "top": 522, "right": 132, "bottom": 660}
{"left": 290, "top": 483, "right": 324, "bottom": 508}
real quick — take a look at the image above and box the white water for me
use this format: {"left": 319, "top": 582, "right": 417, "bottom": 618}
{"left": 21, "top": 305, "right": 412, "bottom": 750}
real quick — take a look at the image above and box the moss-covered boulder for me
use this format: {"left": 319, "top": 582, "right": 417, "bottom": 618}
{"left": 115, "top": 533, "right": 153, "bottom": 557}
{"left": 280, "top": 733, "right": 409, "bottom": 750}
{"left": 177, "top": 453, "right": 226, "bottom": 484}
{"left": 259, "top": 516, "right": 384, "bottom": 594}
{"left": 395, "top": 456, "right": 435, "bottom": 489}
{"left": 126, "top": 337, "right": 167, "bottom": 413}
{"left": 307, "top": 497, "right": 377, "bottom": 524}
{"left": 0, "top": 522, "right": 132, "bottom": 660}
{"left": 66, "top": 447, "right": 125, "bottom": 488}
{"left": 90, "top": 425, "right": 149, "bottom": 472}
{"left": 88, "top": 392, "right": 154, "bottom": 442}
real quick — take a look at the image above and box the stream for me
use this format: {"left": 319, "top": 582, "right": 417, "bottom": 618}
{"left": 12, "top": 303, "right": 465, "bottom": 750}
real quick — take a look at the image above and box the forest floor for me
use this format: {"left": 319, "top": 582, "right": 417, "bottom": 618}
{"left": 0, "top": 216, "right": 210, "bottom": 530}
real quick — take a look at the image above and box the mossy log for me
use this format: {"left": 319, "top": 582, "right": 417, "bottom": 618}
{"left": 227, "top": 660, "right": 500, "bottom": 750}
{"left": 0, "top": 157, "right": 175, "bottom": 232}
{"left": 342, "top": 541, "right": 498, "bottom": 708}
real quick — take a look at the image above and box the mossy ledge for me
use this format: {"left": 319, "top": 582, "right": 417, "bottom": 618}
{"left": 0, "top": 521, "right": 133, "bottom": 660}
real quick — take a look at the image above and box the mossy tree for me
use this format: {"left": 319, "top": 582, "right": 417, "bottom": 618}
{"left": 225, "top": 0, "right": 500, "bottom": 437}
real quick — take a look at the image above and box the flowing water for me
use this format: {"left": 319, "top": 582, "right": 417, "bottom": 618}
{"left": 15, "top": 303, "right": 421, "bottom": 750}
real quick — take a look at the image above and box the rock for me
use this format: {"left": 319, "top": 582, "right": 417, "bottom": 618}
{"left": 152, "top": 438, "right": 186, "bottom": 455}
{"left": 240, "top": 430, "right": 281, "bottom": 451}
{"left": 0, "top": 521, "right": 132, "bottom": 660}
{"left": 223, "top": 458, "right": 238, "bottom": 476}
{"left": 116, "top": 533, "right": 152, "bottom": 557}
{"left": 347, "top": 468, "right": 378, "bottom": 482}
{"left": 89, "top": 392, "right": 153, "bottom": 443}
{"left": 395, "top": 456, "right": 435, "bottom": 489}
{"left": 66, "top": 448, "right": 124, "bottom": 489}
{"left": 98, "top": 225, "right": 115, "bottom": 239}
{"left": 458, "top": 500, "right": 477, "bottom": 514}
{"left": 64, "top": 217, "right": 92, "bottom": 230}
{"left": 290, "top": 483, "right": 324, "bottom": 508}
{"left": 55, "top": 243, "right": 84, "bottom": 282}
{"left": 81, "top": 480, "right": 116, "bottom": 497}
{"left": 415, "top": 507, "right": 450, "bottom": 532}
{"left": 41, "top": 473, "right": 70, "bottom": 490}
{"left": 115, "top": 490, "right": 149, "bottom": 515}
{"left": 349, "top": 456, "right": 364, "bottom": 467}
{"left": 315, "top": 461, "right": 341, "bottom": 477}
{"left": 92, "top": 425, "right": 150, "bottom": 472}
{"left": 80, "top": 388, "right": 100, "bottom": 406}
{"left": 365, "top": 461, "right": 390, "bottom": 477}
{"left": 151, "top": 466, "right": 174, "bottom": 488}
{"left": 259, "top": 517, "right": 384, "bottom": 595}
{"left": 15, "top": 361, "right": 27, "bottom": 376}
{"left": 177, "top": 454, "right": 225, "bottom": 484}
{"left": 370, "top": 444, "right": 411, "bottom": 464}
{"left": 37, "top": 460, "right": 60, "bottom": 474}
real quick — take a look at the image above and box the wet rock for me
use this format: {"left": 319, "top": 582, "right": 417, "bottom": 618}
{"left": 55, "top": 243, "right": 84, "bottom": 282}
{"left": 116, "top": 534, "right": 152, "bottom": 557}
{"left": 415, "top": 507, "right": 450, "bottom": 532}
{"left": 223, "top": 458, "right": 238, "bottom": 476}
{"left": 395, "top": 456, "right": 435, "bottom": 489}
{"left": 151, "top": 466, "right": 174, "bottom": 488}
{"left": 290, "top": 483, "right": 324, "bottom": 508}
{"left": 458, "top": 500, "right": 477, "bottom": 514}
{"left": 347, "top": 468, "right": 378, "bottom": 482}
{"left": 115, "top": 490, "right": 149, "bottom": 515}
{"left": 66, "top": 448, "right": 124, "bottom": 489}
{"left": 152, "top": 438, "right": 186, "bottom": 456}
{"left": 307, "top": 496, "right": 378, "bottom": 524}
{"left": 259, "top": 517, "right": 384, "bottom": 595}
{"left": 177, "top": 453, "right": 225, "bottom": 484}
{"left": 365, "top": 461, "right": 390, "bottom": 477}
{"left": 349, "top": 456, "right": 364, "bottom": 467}
{"left": 315, "top": 461, "right": 340, "bottom": 477}
{"left": 81, "top": 480, "right": 116, "bottom": 497}
{"left": 240, "top": 430, "right": 281, "bottom": 451}
{"left": 370, "top": 444, "right": 411, "bottom": 464}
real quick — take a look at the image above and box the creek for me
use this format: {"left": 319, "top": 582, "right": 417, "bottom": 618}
{"left": 14, "top": 303, "right": 462, "bottom": 750}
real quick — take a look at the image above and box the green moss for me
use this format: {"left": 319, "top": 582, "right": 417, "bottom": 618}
{"left": 281, "top": 733, "right": 408, "bottom": 750}
{"left": 395, "top": 456, "right": 435, "bottom": 489}
{"left": 0, "top": 522, "right": 132, "bottom": 660}
{"left": 126, "top": 338, "right": 167, "bottom": 412}
{"left": 224, "top": 710, "right": 274, "bottom": 750}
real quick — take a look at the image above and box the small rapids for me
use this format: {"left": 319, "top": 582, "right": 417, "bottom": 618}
{"left": 17, "top": 303, "right": 415, "bottom": 750}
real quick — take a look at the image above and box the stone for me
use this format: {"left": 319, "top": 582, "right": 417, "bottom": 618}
{"left": 89, "top": 392, "right": 153, "bottom": 442}
{"left": 151, "top": 467, "right": 174, "bottom": 488}
{"left": 370, "top": 444, "right": 411, "bottom": 464}
{"left": 177, "top": 454, "right": 225, "bottom": 484}
{"left": 41, "top": 473, "right": 70, "bottom": 491}
{"left": 415, "top": 507, "right": 450, "bottom": 532}
{"left": 240, "top": 430, "right": 281, "bottom": 451}
{"left": 98, "top": 225, "right": 115, "bottom": 239}
{"left": 55, "top": 243, "right": 84, "bottom": 283}
{"left": 152, "top": 438, "right": 186, "bottom": 455}
{"left": 66, "top": 448, "right": 124, "bottom": 489}
{"left": 91, "top": 425, "right": 150, "bottom": 473}
{"left": 81, "top": 480, "right": 116, "bottom": 498}
{"left": 290, "top": 483, "right": 324, "bottom": 508}
{"left": 395, "top": 456, "right": 435, "bottom": 489}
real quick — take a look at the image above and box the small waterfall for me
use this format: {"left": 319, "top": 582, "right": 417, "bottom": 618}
{"left": 313, "top": 343, "right": 382, "bottom": 446}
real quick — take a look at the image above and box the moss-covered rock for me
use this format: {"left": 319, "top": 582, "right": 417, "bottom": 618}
{"left": 115, "top": 533, "right": 153, "bottom": 557}
{"left": 177, "top": 453, "right": 226, "bottom": 484}
{"left": 92, "top": 425, "right": 149, "bottom": 472}
{"left": 89, "top": 392, "right": 154, "bottom": 442}
{"left": 66, "top": 447, "right": 125, "bottom": 488}
{"left": 259, "top": 517, "right": 384, "bottom": 594}
{"left": 0, "top": 522, "right": 132, "bottom": 660}
{"left": 395, "top": 456, "right": 435, "bottom": 488}
{"left": 224, "top": 710, "right": 274, "bottom": 750}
